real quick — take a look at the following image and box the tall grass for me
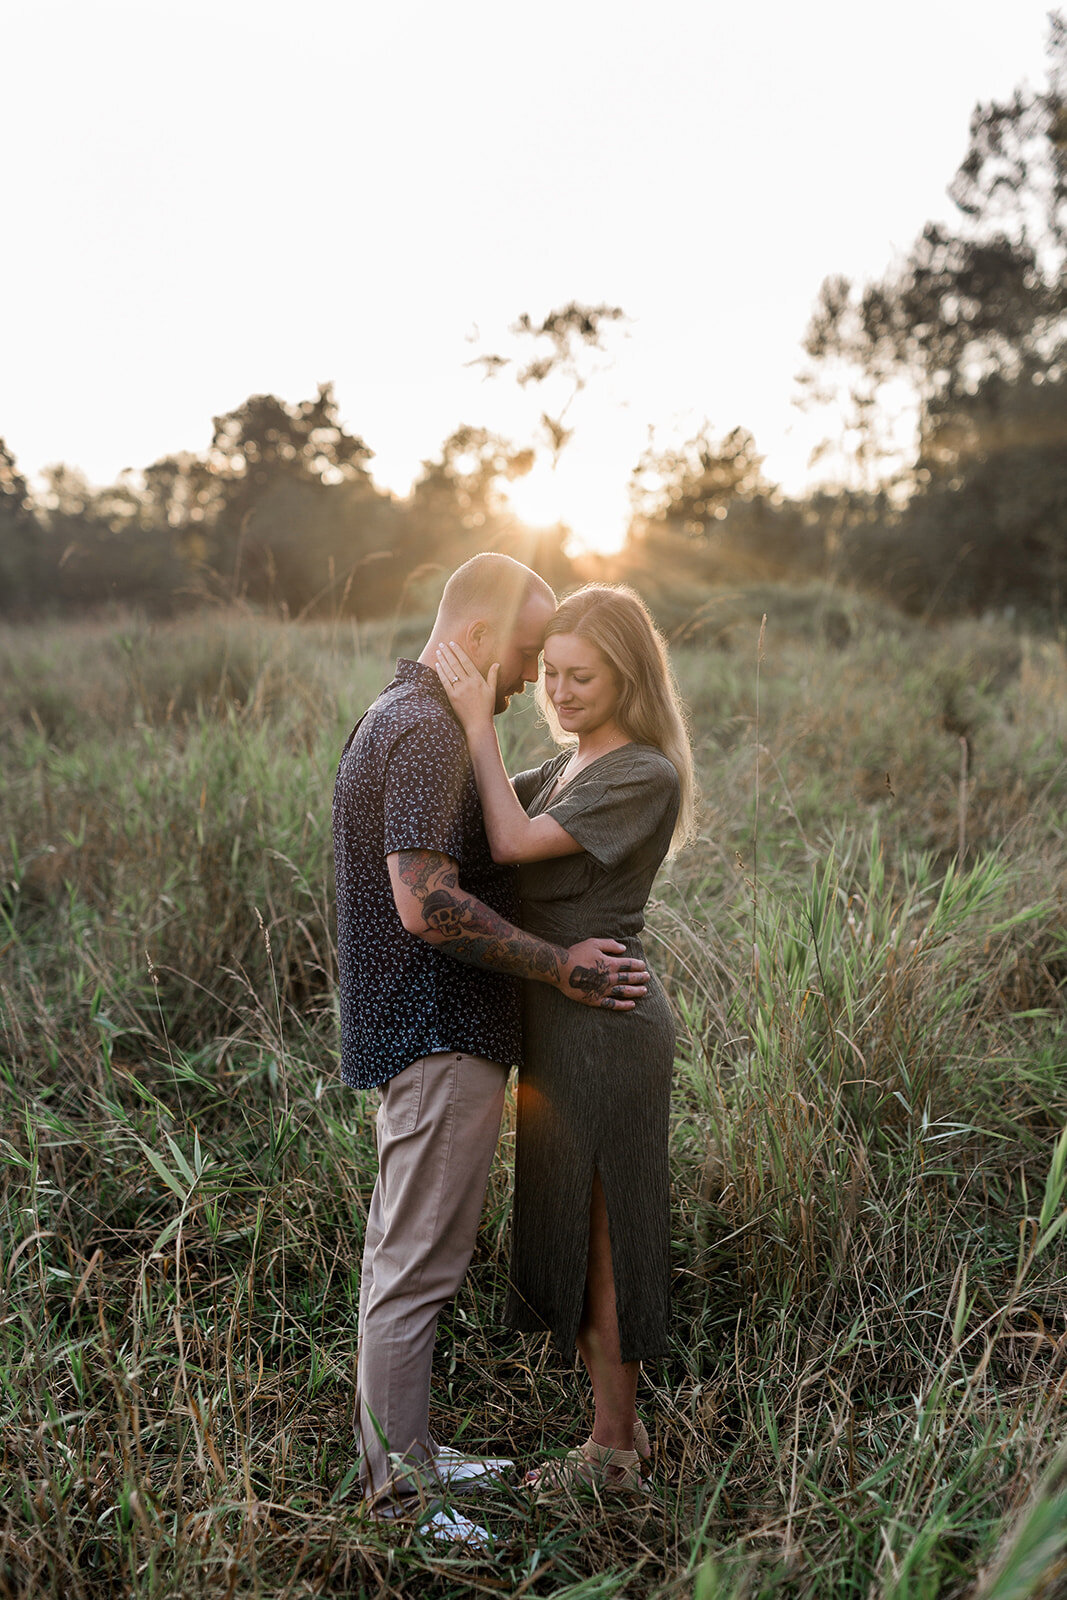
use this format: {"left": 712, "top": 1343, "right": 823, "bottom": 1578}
{"left": 1, "top": 597, "right": 1065, "bottom": 1597}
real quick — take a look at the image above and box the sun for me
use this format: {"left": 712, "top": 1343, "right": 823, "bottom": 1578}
{"left": 504, "top": 454, "right": 630, "bottom": 556}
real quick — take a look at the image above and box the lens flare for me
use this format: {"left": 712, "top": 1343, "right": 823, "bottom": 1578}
{"left": 504, "top": 456, "right": 629, "bottom": 556}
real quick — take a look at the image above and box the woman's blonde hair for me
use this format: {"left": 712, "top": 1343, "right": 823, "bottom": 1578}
{"left": 538, "top": 583, "right": 696, "bottom": 852}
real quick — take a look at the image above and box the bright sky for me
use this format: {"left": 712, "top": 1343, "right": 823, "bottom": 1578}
{"left": 3, "top": 0, "right": 1056, "bottom": 552}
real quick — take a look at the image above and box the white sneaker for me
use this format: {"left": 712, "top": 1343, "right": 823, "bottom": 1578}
{"left": 418, "top": 1506, "right": 493, "bottom": 1553}
{"left": 429, "top": 1447, "right": 514, "bottom": 1487}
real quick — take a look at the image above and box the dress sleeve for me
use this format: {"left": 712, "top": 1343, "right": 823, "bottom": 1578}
{"left": 546, "top": 751, "right": 680, "bottom": 868}
{"left": 382, "top": 721, "right": 470, "bottom": 862}
{"left": 512, "top": 755, "right": 563, "bottom": 811}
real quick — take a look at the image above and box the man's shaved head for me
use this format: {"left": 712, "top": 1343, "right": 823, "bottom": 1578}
{"left": 425, "top": 552, "right": 557, "bottom": 715}
{"left": 436, "top": 552, "right": 553, "bottom": 632}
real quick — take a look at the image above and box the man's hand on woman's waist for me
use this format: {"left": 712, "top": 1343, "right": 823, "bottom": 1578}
{"left": 388, "top": 850, "right": 649, "bottom": 1009}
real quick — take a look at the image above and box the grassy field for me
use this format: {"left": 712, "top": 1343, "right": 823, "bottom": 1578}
{"left": 1, "top": 589, "right": 1065, "bottom": 1599}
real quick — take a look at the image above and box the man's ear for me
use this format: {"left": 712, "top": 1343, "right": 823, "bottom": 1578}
{"left": 464, "top": 619, "right": 489, "bottom": 658}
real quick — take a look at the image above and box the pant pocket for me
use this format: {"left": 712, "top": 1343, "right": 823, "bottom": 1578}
{"left": 380, "top": 1057, "right": 426, "bottom": 1137}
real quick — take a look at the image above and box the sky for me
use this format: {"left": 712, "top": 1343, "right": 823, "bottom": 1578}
{"left": 3, "top": 0, "right": 1057, "bottom": 552}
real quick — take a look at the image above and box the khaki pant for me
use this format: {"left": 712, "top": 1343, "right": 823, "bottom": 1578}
{"left": 355, "top": 1050, "right": 508, "bottom": 1502}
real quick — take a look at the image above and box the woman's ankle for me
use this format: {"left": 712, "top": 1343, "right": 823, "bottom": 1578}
{"left": 590, "top": 1420, "right": 637, "bottom": 1453}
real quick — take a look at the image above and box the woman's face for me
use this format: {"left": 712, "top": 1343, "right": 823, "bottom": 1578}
{"left": 543, "top": 632, "right": 622, "bottom": 737}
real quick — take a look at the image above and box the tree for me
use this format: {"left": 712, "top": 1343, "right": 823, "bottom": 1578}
{"left": 229, "top": 473, "right": 410, "bottom": 617}
{"left": 410, "top": 426, "right": 533, "bottom": 537}
{"left": 796, "top": 13, "right": 1067, "bottom": 616}
{"left": 465, "top": 302, "right": 630, "bottom": 555}
{"left": 629, "top": 424, "right": 768, "bottom": 542}
{"left": 799, "top": 16, "right": 1065, "bottom": 482}
{"left": 140, "top": 451, "right": 227, "bottom": 580}
{"left": 206, "top": 383, "right": 376, "bottom": 601}
{"left": 0, "top": 441, "right": 47, "bottom": 613}
{"left": 617, "top": 423, "right": 817, "bottom": 611}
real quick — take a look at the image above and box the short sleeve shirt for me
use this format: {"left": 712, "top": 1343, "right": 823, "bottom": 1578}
{"left": 332, "top": 659, "right": 523, "bottom": 1089}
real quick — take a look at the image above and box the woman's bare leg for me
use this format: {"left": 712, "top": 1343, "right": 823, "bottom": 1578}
{"left": 575, "top": 1170, "right": 643, "bottom": 1458}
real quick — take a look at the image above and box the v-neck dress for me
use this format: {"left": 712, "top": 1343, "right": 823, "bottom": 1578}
{"left": 506, "top": 743, "right": 681, "bottom": 1364}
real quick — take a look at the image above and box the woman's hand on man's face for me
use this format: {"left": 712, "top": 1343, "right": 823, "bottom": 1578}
{"left": 435, "top": 641, "right": 498, "bottom": 731}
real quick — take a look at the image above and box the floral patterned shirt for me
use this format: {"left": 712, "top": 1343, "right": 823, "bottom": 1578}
{"left": 332, "top": 659, "right": 523, "bottom": 1089}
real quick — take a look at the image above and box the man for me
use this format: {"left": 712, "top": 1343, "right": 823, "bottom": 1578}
{"left": 332, "top": 552, "right": 648, "bottom": 1545}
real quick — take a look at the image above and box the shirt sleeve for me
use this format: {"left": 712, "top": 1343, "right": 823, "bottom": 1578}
{"left": 545, "top": 752, "right": 680, "bottom": 868}
{"left": 382, "top": 720, "right": 471, "bottom": 862}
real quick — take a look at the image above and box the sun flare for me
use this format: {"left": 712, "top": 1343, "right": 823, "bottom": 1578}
{"left": 503, "top": 455, "right": 630, "bottom": 557}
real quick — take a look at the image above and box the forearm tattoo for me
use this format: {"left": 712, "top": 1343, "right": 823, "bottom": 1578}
{"left": 397, "top": 851, "right": 564, "bottom": 983}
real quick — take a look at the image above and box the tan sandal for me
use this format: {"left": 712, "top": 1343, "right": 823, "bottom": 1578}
{"left": 524, "top": 1419, "right": 653, "bottom": 1492}
{"left": 528, "top": 1436, "right": 650, "bottom": 1498}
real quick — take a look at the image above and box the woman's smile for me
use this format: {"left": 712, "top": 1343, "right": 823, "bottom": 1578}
{"left": 543, "top": 633, "right": 623, "bottom": 742}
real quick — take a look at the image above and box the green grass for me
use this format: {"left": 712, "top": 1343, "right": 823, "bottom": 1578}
{"left": 0, "top": 596, "right": 1065, "bottom": 1598}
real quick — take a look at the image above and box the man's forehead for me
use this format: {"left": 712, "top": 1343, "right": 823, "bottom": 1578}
{"left": 508, "top": 593, "right": 555, "bottom": 649}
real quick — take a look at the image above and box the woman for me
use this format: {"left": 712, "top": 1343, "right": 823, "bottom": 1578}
{"left": 435, "top": 583, "right": 695, "bottom": 1492}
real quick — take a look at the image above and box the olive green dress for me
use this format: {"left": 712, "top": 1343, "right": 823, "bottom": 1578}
{"left": 507, "top": 743, "right": 681, "bottom": 1365}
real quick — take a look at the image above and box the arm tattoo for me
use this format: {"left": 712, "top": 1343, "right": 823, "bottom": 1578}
{"left": 398, "top": 851, "right": 456, "bottom": 899}
{"left": 396, "top": 850, "right": 564, "bottom": 983}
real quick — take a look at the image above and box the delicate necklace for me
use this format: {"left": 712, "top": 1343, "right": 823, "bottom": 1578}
{"left": 552, "top": 734, "right": 630, "bottom": 794}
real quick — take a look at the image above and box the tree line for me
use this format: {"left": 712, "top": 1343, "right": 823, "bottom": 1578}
{"left": 3, "top": 17, "right": 1064, "bottom": 627}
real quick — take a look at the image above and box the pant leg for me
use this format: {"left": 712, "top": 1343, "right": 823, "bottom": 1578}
{"left": 352, "top": 1101, "right": 387, "bottom": 1432}
{"left": 356, "top": 1050, "right": 507, "bottom": 1502}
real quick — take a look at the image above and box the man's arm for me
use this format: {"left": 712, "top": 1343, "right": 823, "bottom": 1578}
{"left": 387, "top": 849, "right": 648, "bottom": 1010}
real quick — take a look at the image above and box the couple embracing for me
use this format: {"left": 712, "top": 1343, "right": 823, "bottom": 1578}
{"left": 332, "top": 552, "right": 695, "bottom": 1545}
